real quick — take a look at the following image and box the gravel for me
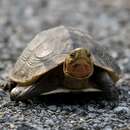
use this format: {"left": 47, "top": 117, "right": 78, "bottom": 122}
{"left": 0, "top": 0, "right": 130, "bottom": 129}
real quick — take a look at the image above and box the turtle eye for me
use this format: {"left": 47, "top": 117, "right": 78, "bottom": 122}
{"left": 70, "top": 52, "right": 75, "bottom": 58}
{"left": 87, "top": 53, "right": 91, "bottom": 57}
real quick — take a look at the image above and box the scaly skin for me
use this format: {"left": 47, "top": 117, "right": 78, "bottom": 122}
{"left": 63, "top": 48, "right": 94, "bottom": 80}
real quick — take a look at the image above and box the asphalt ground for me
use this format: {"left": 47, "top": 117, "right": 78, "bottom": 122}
{"left": 0, "top": 0, "right": 130, "bottom": 129}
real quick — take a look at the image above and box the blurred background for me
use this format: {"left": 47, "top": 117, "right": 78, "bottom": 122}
{"left": 0, "top": 0, "right": 130, "bottom": 77}
{"left": 0, "top": 0, "right": 130, "bottom": 80}
{"left": 0, "top": 0, "right": 130, "bottom": 130}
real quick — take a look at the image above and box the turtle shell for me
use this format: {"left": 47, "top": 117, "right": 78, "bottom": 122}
{"left": 9, "top": 26, "right": 121, "bottom": 85}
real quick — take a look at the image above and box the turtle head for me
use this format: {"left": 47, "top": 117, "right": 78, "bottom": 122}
{"left": 63, "top": 48, "right": 94, "bottom": 79}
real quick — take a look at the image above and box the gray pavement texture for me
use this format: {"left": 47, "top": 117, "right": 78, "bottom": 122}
{"left": 0, "top": 0, "right": 130, "bottom": 129}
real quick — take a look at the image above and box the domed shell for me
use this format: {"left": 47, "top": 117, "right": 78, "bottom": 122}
{"left": 9, "top": 26, "right": 121, "bottom": 85}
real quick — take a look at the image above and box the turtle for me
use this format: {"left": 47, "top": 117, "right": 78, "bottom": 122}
{"left": 0, "top": 25, "right": 121, "bottom": 101}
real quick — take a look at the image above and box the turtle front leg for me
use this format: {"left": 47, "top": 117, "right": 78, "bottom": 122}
{"left": 10, "top": 77, "right": 60, "bottom": 101}
{"left": 93, "top": 71, "right": 119, "bottom": 102}
{"left": 10, "top": 84, "right": 59, "bottom": 101}
{"left": 10, "top": 65, "right": 63, "bottom": 101}
{"left": 10, "top": 86, "right": 35, "bottom": 101}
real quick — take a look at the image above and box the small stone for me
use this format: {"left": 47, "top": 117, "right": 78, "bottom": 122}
{"left": 45, "top": 119, "right": 54, "bottom": 126}
{"left": 10, "top": 124, "right": 15, "bottom": 129}
{"left": 103, "top": 126, "right": 112, "bottom": 130}
{"left": 88, "top": 105, "right": 95, "bottom": 112}
{"left": 48, "top": 105, "right": 57, "bottom": 111}
{"left": 0, "top": 118, "right": 6, "bottom": 123}
{"left": 17, "top": 123, "right": 37, "bottom": 130}
{"left": 114, "top": 106, "right": 129, "bottom": 114}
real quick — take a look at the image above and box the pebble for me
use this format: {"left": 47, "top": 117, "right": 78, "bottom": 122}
{"left": 103, "top": 126, "right": 112, "bottom": 130}
{"left": 45, "top": 119, "right": 55, "bottom": 126}
{"left": 0, "top": 118, "right": 6, "bottom": 123}
{"left": 48, "top": 105, "right": 57, "bottom": 111}
{"left": 17, "top": 123, "right": 37, "bottom": 130}
{"left": 114, "top": 106, "right": 130, "bottom": 114}
{"left": 87, "top": 105, "right": 95, "bottom": 112}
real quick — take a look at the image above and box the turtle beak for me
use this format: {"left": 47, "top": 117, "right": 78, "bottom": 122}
{"left": 64, "top": 58, "right": 94, "bottom": 79}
